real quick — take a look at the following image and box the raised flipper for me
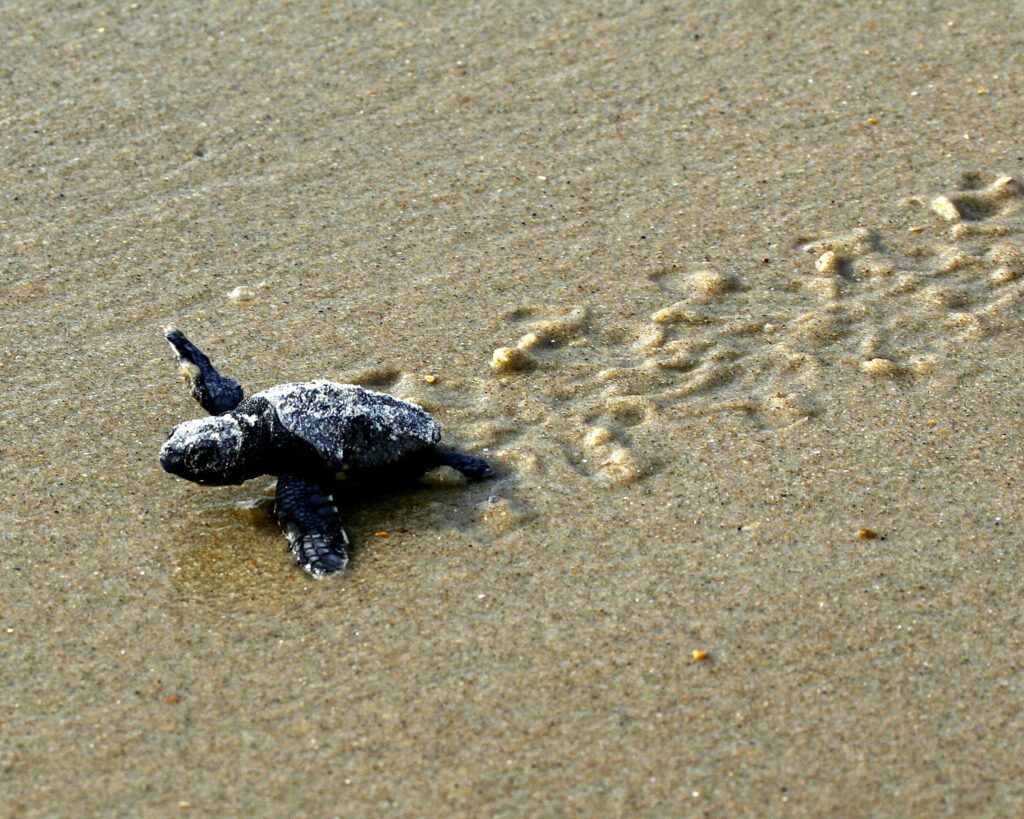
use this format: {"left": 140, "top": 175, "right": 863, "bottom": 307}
{"left": 165, "top": 326, "right": 245, "bottom": 415}
{"left": 274, "top": 474, "right": 349, "bottom": 576}
{"left": 436, "top": 450, "right": 494, "bottom": 482}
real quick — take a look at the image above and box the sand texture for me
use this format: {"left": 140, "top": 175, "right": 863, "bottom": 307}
{"left": 3, "top": 1, "right": 1024, "bottom": 815}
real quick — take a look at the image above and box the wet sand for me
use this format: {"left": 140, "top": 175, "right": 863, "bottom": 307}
{"left": 2, "top": 1, "right": 1024, "bottom": 815}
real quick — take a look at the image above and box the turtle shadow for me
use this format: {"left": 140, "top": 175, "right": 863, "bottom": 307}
{"left": 165, "top": 463, "right": 523, "bottom": 601}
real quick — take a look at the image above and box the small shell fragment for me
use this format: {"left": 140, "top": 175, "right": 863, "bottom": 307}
{"left": 490, "top": 346, "right": 534, "bottom": 373}
{"left": 227, "top": 285, "right": 258, "bottom": 302}
{"left": 931, "top": 196, "right": 961, "bottom": 221}
{"left": 688, "top": 270, "right": 736, "bottom": 297}
{"left": 815, "top": 250, "right": 841, "bottom": 275}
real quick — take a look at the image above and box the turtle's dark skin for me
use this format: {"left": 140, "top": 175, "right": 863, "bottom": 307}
{"left": 159, "top": 327, "right": 493, "bottom": 575}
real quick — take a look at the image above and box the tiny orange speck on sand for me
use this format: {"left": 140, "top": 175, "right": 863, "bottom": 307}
{"left": 857, "top": 528, "right": 879, "bottom": 539}
{"left": 374, "top": 531, "right": 389, "bottom": 537}
{"left": 691, "top": 650, "right": 708, "bottom": 661}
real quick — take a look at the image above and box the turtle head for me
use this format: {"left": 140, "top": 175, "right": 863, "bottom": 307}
{"left": 160, "top": 415, "right": 258, "bottom": 485}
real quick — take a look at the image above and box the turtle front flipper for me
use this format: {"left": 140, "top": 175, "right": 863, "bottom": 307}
{"left": 274, "top": 474, "right": 349, "bottom": 576}
{"left": 165, "top": 326, "right": 245, "bottom": 415}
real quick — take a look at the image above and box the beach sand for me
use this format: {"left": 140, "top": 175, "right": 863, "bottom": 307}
{"left": 2, "top": 1, "right": 1023, "bottom": 815}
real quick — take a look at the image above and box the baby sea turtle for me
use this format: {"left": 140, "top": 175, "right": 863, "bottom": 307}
{"left": 159, "top": 327, "right": 493, "bottom": 576}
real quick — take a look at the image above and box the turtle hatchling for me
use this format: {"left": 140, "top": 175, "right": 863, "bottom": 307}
{"left": 159, "top": 327, "right": 493, "bottom": 575}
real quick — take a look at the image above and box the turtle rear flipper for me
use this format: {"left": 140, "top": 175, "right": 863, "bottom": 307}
{"left": 274, "top": 474, "right": 349, "bottom": 575}
{"left": 165, "top": 326, "right": 245, "bottom": 414}
{"left": 436, "top": 450, "right": 494, "bottom": 482}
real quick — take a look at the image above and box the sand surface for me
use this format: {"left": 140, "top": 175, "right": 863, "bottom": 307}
{"left": 2, "top": 1, "right": 1024, "bottom": 815}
